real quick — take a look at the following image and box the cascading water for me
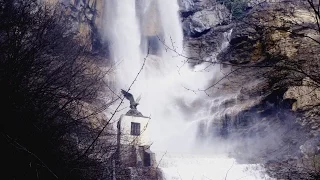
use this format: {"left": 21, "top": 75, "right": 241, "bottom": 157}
{"left": 104, "top": 0, "right": 143, "bottom": 89}
{"left": 104, "top": 0, "right": 273, "bottom": 179}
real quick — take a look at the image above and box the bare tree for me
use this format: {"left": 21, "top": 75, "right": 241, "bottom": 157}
{"left": 0, "top": 0, "right": 121, "bottom": 179}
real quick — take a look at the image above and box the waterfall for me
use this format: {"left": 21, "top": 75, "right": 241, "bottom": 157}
{"left": 104, "top": 0, "right": 143, "bottom": 89}
{"left": 104, "top": 0, "right": 272, "bottom": 179}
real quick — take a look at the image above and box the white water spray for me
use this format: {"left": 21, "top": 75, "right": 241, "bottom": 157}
{"left": 104, "top": 0, "right": 143, "bottom": 89}
{"left": 104, "top": 0, "right": 272, "bottom": 179}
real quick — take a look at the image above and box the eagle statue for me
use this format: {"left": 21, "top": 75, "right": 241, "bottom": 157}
{"left": 121, "top": 89, "right": 141, "bottom": 110}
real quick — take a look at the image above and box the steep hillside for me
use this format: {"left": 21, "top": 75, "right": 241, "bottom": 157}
{"left": 186, "top": 0, "right": 320, "bottom": 179}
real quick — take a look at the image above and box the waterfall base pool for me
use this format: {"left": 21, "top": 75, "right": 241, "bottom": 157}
{"left": 156, "top": 152, "right": 273, "bottom": 180}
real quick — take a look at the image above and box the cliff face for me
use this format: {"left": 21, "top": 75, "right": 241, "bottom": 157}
{"left": 179, "top": 0, "right": 320, "bottom": 178}
{"left": 214, "top": 1, "right": 320, "bottom": 178}
{"left": 178, "top": 0, "right": 232, "bottom": 64}
{"left": 220, "top": 0, "right": 320, "bottom": 132}
{"left": 43, "top": 0, "right": 106, "bottom": 54}
{"left": 222, "top": 2, "right": 318, "bottom": 64}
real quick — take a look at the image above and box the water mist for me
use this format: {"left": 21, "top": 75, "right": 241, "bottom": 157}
{"left": 104, "top": 0, "right": 273, "bottom": 179}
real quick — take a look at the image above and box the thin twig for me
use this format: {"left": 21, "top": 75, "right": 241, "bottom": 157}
{"left": 225, "top": 161, "right": 235, "bottom": 180}
{"left": 2, "top": 133, "right": 59, "bottom": 179}
{"left": 156, "top": 151, "right": 168, "bottom": 169}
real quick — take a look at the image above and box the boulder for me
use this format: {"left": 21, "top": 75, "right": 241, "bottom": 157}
{"left": 178, "top": 0, "right": 197, "bottom": 13}
{"left": 182, "top": 4, "right": 230, "bottom": 37}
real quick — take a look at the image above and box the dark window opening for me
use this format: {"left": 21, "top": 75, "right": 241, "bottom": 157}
{"left": 144, "top": 151, "right": 151, "bottom": 166}
{"left": 131, "top": 122, "right": 140, "bottom": 136}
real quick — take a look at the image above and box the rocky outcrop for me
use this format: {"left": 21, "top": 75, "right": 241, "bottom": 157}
{"left": 219, "top": 0, "right": 320, "bottom": 114}
{"left": 285, "top": 78, "right": 320, "bottom": 112}
{"left": 184, "top": 24, "right": 233, "bottom": 63}
{"left": 181, "top": 1, "right": 230, "bottom": 37}
{"left": 178, "top": 0, "right": 210, "bottom": 17}
{"left": 44, "top": 0, "right": 106, "bottom": 54}
{"left": 214, "top": 1, "right": 320, "bottom": 178}
{"left": 220, "top": 1, "right": 319, "bottom": 65}
{"left": 180, "top": 1, "right": 233, "bottom": 62}
{"left": 182, "top": 4, "right": 230, "bottom": 37}
{"left": 179, "top": 0, "right": 289, "bottom": 38}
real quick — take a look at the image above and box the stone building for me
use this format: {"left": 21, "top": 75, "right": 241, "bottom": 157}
{"left": 117, "top": 114, "right": 155, "bottom": 167}
{"left": 115, "top": 113, "right": 160, "bottom": 180}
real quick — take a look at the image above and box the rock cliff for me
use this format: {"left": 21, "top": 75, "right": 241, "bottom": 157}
{"left": 213, "top": 1, "right": 320, "bottom": 178}
{"left": 176, "top": 0, "right": 320, "bottom": 178}
{"left": 43, "top": 0, "right": 106, "bottom": 55}
{"left": 219, "top": 0, "right": 320, "bottom": 135}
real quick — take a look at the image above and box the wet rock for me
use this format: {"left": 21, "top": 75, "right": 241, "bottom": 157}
{"left": 178, "top": 0, "right": 198, "bottom": 15}
{"left": 220, "top": 1, "right": 319, "bottom": 66}
{"left": 45, "top": 0, "right": 106, "bottom": 53}
{"left": 182, "top": 4, "right": 230, "bottom": 37}
{"left": 284, "top": 77, "right": 320, "bottom": 111}
{"left": 178, "top": 0, "right": 211, "bottom": 16}
{"left": 300, "top": 135, "right": 320, "bottom": 157}
{"left": 184, "top": 27, "right": 232, "bottom": 63}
